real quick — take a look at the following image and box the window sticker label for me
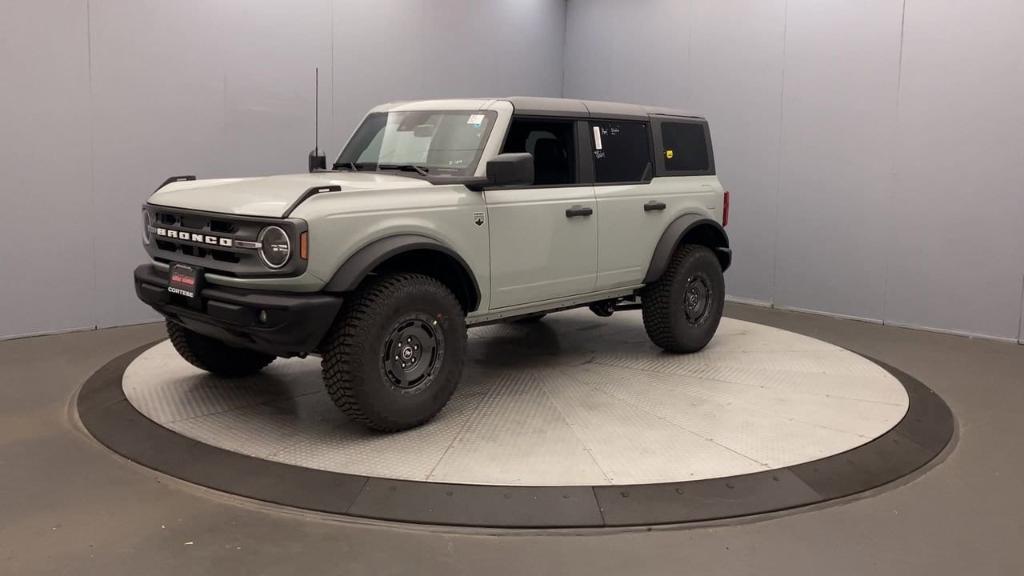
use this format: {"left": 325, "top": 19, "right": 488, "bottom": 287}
{"left": 592, "top": 126, "right": 603, "bottom": 150}
{"left": 466, "top": 114, "right": 485, "bottom": 127}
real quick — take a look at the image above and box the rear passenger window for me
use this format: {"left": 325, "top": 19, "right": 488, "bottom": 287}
{"left": 590, "top": 120, "right": 651, "bottom": 184}
{"left": 660, "top": 122, "right": 710, "bottom": 172}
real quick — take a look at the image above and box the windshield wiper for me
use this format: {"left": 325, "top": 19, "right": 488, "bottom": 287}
{"left": 378, "top": 164, "right": 430, "bottom": 177}
{"left": 332, "top": 161, "right": 361, "bottom": 171}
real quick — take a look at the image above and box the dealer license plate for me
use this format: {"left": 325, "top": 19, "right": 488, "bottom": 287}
{"left": 168, "top": 263, "right": 203, "bottom": 299}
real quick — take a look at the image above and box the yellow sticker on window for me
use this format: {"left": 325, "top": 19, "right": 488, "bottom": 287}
{"left": 665, "top": 149, "right": 674, "bottom": 159}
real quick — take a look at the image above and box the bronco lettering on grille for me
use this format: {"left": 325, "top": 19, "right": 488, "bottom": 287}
{"left": 155, "top": 227, "right": 234, "bottom": 247}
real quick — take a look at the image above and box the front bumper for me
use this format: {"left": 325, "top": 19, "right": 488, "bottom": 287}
{"left": 134, "top": 264, "right": 343, "bottom": 357}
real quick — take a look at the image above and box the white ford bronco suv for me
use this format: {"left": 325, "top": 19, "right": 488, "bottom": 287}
{"left": 135, "top": 97, "right": 731, "bottom": 431}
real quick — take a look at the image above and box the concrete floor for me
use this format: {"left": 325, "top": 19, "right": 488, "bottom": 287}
{"left": 1, "top": 303, "right": 1022, "bottom": 575}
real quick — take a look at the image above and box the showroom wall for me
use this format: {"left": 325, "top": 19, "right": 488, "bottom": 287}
{"left": 0, "top": 0, "right": 565, "bottom": 339}
{"left": 4, "top": 0, "right": 1022, "bottom": 344}
{"left": 565, "top": 0, "right": 1024, "bottom": 342}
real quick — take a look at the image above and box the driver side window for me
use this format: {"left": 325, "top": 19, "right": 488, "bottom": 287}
{"left": 500, "top": 118, "right": 577, "bottom": 186}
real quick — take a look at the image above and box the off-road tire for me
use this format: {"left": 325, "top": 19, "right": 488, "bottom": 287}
{"left": 166, "top": 320, "right": 275, "bottom": 377}
{"left": 641, "top": 244, "right": 725, "bottom": 353}
{"left": 321, "top": 273, "right": 467, "bottom": 432}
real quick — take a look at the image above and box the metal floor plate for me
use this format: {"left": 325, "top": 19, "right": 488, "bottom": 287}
{"left": 123, "top": 311, "right": 909, "bottom": 486}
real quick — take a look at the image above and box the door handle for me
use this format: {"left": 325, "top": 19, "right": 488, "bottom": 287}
{"left": 565, "top": 205, "right": 593, "bottom": 218}
{"left": 644, "top": 200, "right": 667, "bottom": 212}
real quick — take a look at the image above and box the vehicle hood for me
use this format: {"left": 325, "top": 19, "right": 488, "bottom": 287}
{"left": 147, "top": 172, "right": 427, "bottom": 218}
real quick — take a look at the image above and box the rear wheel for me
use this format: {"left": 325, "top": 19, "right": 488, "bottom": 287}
{"left": 641, "top": 244, "right": 725, "bottom": 353}
{"left": 166, "top": 320, "right": 275, "bottom": 377}
{"left": 321, "top": 273, "right": 467, "bottom": 432}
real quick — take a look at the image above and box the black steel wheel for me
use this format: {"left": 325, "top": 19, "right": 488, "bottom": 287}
{"left": 381, "top": 316, "right": 444, "bottom": 390}
{"left": 641, "top": 244, "right": 725, "bottom": 353}
{"left": 321, "top": 273, "right": 467, "bottom": 432}
{"left": 682, "top": 273, "right": 713, "bottom": 326}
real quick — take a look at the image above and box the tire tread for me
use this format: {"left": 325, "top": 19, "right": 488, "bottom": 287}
{"left": 166, "top": 321, "right": 274, "bottom": 377}
{"left": 320, "top": 273, "right": 465, "bottom": 431}
{"left": 641, "top": 244, "right": 724, "bottom": 353}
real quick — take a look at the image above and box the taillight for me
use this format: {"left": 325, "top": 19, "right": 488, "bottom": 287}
{"left": 722, "top": 191, "right": 730, "bottom": 227}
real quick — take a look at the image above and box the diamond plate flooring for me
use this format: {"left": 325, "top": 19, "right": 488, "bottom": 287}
{"left": 122, "top": 311, "right": 909, "bottom": 486}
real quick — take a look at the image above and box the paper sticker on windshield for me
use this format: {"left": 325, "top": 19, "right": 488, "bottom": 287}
{"left": 466, "top": 114, "right": 485, "bottom": 127}
{"left": 592, "top": 126, "right": 603, "bottom": 150}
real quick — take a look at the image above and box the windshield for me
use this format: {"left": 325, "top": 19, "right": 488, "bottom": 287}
{"left": 335, "top": 110, "right": 496, "bottom": 176}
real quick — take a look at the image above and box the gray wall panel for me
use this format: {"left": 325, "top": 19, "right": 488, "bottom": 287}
{"left": 7, "top": 0, "right": 1022, "bottom": 342}
{"left": 565, "top": 0, "right": 787, "bottom": 304}
{"left": 564, "top": 0, "right": 693, "bottom": 106}
{"left": 89, "top": 0, "right": 232, "bottom": 329}
{"left": 687, "top": 0, "right": 787, "bottom": 305}
{"left": 0, "top": 1, "right": 96, "bottom": 337}
{"left": 884, "top": 0, "right": 1024, "bottom": 339}
{"left": 772, "top": 0, "right": 903, "bottom": 319}
{"left": 566, "top": 0, "right": 1023, "bottom": 341}
{"left": 1, "top": 0, "right": 565, "bottom": 339}
{"left": 330, "top": 0, "right": 566, "bottom": 151}
{"left": 220, "top": 0, "right": 334, "bottom": 177}
{"left": 89, "top": 0, "right": 336, "bottom": 329}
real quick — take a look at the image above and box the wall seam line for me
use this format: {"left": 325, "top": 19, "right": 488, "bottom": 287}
{"left": 881, "top": 0, "right": 908, "bottom": 325}
{"left": 768, "top": 0, "right": 789, "bottom": 308}
{"left": 686, "top": 0, "right": 694, "bottom": 104}
{"left": 1017, "top": 274, "right": 1024, "bottom": 344}
{"left": 330, "top": 0, "right": 335, "bottom": 151}
{"left": 86, "top": 0, "right": 99, "bottom": 331}
{"left": 560, "top": 0, "right": 569, "bottom": 97}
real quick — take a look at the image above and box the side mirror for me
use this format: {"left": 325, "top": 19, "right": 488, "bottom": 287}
{"left": 308, "top": 149, "right": 327, "bottom": 172}
{"left": 486, "top": 153, "right": 534, "bottom": 187}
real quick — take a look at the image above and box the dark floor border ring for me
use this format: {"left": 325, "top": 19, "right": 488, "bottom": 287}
{"left": 76, "top": 343, "right": 954, "bottom": 529}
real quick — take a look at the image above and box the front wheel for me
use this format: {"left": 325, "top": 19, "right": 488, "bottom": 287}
{"left": 166, "top": 320, "right": 275, "bottom": 377}
{"left": 321, "top": 273, "right": 467, "bottom": 432}
{"left": 641, "top": 244, "right": 725, "bottom": 353}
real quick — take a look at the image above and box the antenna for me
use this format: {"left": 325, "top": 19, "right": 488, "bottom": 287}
{"left": 314, "top": 66, "right": 319, "bottom": 155}
{"left": 308, "top": 66, "right": 326, "bottom": 172}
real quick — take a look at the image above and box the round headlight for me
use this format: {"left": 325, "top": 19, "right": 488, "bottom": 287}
{"left": 258, "top": 226, "right": 291, "bottom": 269}
{"left": 142, "top": 208, "right": 152, "bottom": 245}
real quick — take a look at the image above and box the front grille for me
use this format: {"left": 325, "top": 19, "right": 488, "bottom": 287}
{"left": 144, "top": 205, "right": 307, "bottom": 277}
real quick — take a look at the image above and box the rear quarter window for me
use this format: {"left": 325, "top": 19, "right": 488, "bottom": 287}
{"left": 656, "top": 120, "right": 715, "bottom": 176}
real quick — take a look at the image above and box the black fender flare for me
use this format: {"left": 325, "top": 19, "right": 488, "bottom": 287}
{"left": 323, "top": 234, "right": 481, "bottom": 310}
{"left": 643, "top": 214, "right": 731, "bottom": 284}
